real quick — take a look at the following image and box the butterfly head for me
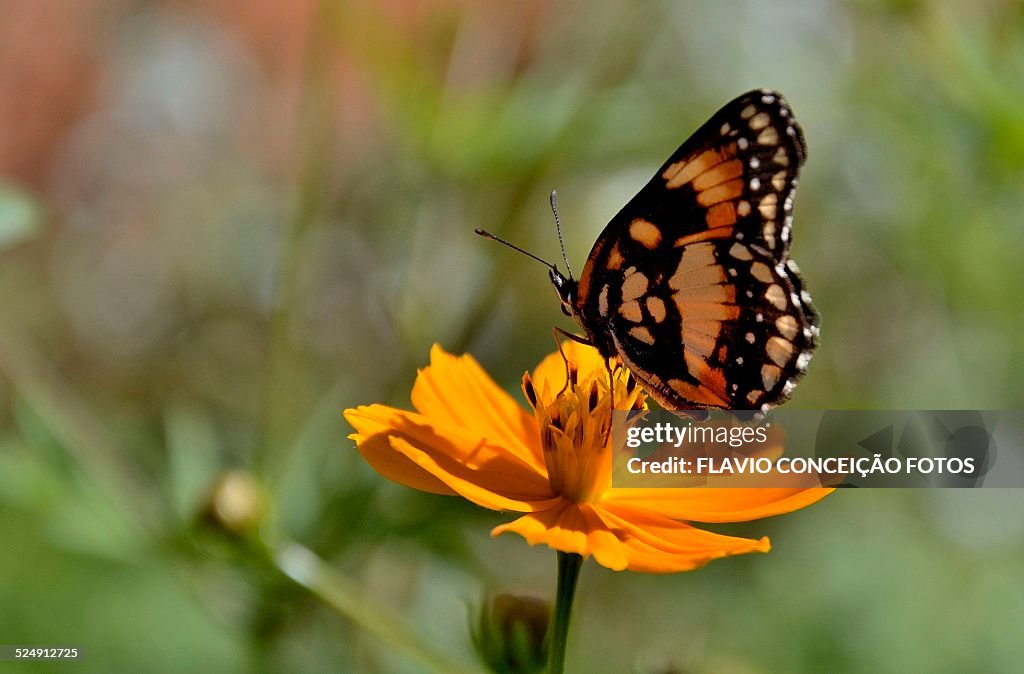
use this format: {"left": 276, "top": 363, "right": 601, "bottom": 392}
{"left": 548, "top": 267, "right": 577, "bottom": 317}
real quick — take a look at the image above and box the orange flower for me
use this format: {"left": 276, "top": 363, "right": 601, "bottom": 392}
{"left": 344, "top": 342, "right": 831, "bottom": 573}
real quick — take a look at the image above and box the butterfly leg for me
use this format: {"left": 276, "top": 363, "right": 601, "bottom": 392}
{"left": 551, "top": 327, "right": 593, "bottom": 397}
{"left": 552, "top": 326, "right": 593, "bottom": 348}
{"left": 603, "top": 356, "right": 617, "bottom": 412}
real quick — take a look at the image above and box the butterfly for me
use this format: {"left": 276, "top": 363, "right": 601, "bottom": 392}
{"left": 481, "top": 89, "right": 819, "bottom": 412}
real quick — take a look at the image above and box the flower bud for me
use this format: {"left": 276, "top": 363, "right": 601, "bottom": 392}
{"left": 472, "top": 593, "right": 549, "bottom": 674}
{"left": 201, "top": 470, "right": 266, "bottom": 537}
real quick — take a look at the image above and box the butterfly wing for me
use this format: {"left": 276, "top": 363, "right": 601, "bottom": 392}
{"left": 574, "top": 89, "right": 818, "bottom": 410}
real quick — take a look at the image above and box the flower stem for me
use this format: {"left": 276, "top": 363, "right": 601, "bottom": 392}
{"left": 274, "top": 542, "right": 484, "bottom": 674}
{"left": 548, "top": 552, "right": 583, "bottom": 674}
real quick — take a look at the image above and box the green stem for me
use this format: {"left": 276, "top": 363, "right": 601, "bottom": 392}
{"left": 548, "top": 552, "right": 583, "bottom": 674}
{"left": 273, "top": 542, "right": 484, "bottom": 674}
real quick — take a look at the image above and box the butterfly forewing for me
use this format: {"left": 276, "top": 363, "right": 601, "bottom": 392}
{"left": 573, "top": 89, "right": 818, "bottom": 411}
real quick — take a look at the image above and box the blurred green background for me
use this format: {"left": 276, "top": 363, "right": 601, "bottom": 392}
{"left": 2, "top": 0, "right": 1024, "bottom": 672}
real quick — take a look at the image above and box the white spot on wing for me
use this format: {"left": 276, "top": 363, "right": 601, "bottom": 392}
{"left": 796, "top": 352, "right": 812, "bottom": 371}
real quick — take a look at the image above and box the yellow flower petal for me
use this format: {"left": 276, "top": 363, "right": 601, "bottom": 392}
{"left": 346, "top": 405, "right": 559, "bottom": 511}
{"left": 344, "top": 406, "right": 456, "bottom": 496}
{"left": 412, "top": 345, "right": 545, "bottom": 472}
{"left": 491, "top": 502, "right": 628, "bottom": 569}
{"left": 530, "top": 340, "right": 610, "bottom": 401}
{"left": 604, "top": 487, "right": 834, "bottom": 523}
{"left": 388, "top": 435, "right": 562, "bottom": 512}
{"left": 594, "top": 503, "right": 772, "bottom": 573}
{"left": 492, "top": 501, "right": 770, "bottom": 573}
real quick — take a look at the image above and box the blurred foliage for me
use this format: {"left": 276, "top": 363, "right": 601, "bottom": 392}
{"left": 1, "top": 0, "right": 1023, "bottom": 672}
{"left": 0, "top": 185, "right": 42, "bottom": 251}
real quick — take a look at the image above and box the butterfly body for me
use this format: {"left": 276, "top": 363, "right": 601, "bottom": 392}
{"left": 553, "top": 89, "right": 819, "bottom": 412}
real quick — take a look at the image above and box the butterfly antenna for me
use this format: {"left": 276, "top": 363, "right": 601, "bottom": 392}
{"left": 475, "top": 229, "right": 558, "bottom": 271}
{"left": 550, "top": 190, "right": 574, "bottom": 279}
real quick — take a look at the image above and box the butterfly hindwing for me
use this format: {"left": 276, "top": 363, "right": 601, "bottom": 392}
{"left": 572, "top": 89, "right": 818, "bottom": 411}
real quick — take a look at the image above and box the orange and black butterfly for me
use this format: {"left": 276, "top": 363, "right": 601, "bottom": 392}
{"left": 482, "top": 89, "right": 818, "bottom": 412}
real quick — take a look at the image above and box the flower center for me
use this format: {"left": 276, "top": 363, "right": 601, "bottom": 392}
{"left": 523, "top": 362, "right": 645, "bottom": 503}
